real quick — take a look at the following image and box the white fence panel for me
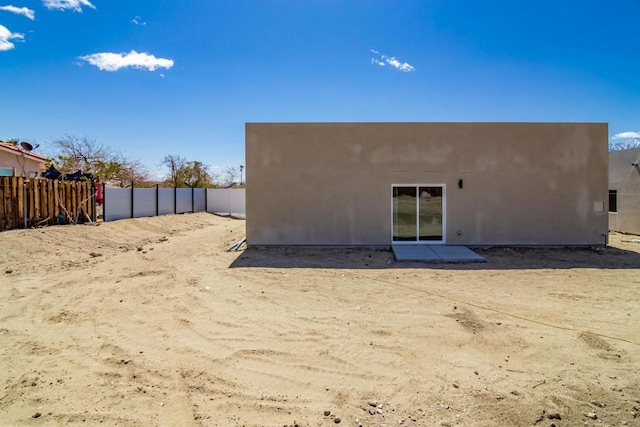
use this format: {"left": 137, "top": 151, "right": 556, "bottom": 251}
{"left": 207, "top": 189, "right": 245, "bottom": 218}
{"left": 133, "top": 188, "right": 156, "bottom": 218}
{"left": 103, "top": 187, "right": 245, "bottom": 222}
{"left": 176, "top": 188, "right": 192, "bottom": 214}
{"left": 193, "top": 188, "right": 206, "bottom": 212}
{"left": 158, "top": 188, "right": 175, "bottom": 215}
{"left": 104, "top": 188, "right": 132, "bottom": 221}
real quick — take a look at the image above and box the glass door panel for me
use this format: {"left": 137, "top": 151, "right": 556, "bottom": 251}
{"left": 418, "top": 186, "right": 443, "bottom": 241}
{"left": 392, "top": 186, "right": 417, "bottom": 241}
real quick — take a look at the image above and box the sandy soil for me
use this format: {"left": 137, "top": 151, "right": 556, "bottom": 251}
{"left": 1, "top": 212, "right": 639, "bottom": 427}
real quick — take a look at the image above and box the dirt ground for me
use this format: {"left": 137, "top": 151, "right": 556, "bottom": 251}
{"left": 1, "top": 212, "right": 639, "bottom": 427}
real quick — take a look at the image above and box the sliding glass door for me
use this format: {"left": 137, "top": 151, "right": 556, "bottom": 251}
{"left": 392, "top": 185, "right": 445, "bottom": 243}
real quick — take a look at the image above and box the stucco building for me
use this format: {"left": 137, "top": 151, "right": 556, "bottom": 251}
{"left": 609, "top": 147, "right": 640, "bottom": 235}
{"left": 0, "top": 142, "right": 49, "bottom": 178}
{"left": 246, "top": 122, "right": 608, "bottom": 247}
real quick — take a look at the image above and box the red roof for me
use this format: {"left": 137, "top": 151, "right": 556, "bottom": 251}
{"left": 0, "top": 142, "right": 49, "bottom": 163}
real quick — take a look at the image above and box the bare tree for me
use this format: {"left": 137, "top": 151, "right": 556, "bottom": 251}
{"left": 184, "top": 161, "right": 213, "bottom": 188}
{"left": 50, "top": 135, "right": 111, "bottom": 172}
{"left": 49, "top": 134, "right": 149, "bottom": 186}
{"left": 161, "top": 155, "right": 213, "bottom": 188}
{"left": 216, "top": 166, "right": 240, "bottom": 187}
{"left": 99, "top": 154, "right": 150, "bottom": 188}
{"left": 161, "top": 154, "right": 188, "bottom": 187}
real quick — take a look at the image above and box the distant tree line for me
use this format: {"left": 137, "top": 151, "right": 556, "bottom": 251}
{"left": 40, "top": 134, "right": 242, "bottom": 188}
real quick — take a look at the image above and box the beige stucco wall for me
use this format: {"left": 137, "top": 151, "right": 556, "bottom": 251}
{"left": 246, "top": 122, "right": 608, "bottom": 246}
{"left": 609, "top": 147, "right": 640, "bottom": 234}
{"left": 0, "top": 151, "right": 45, "bottom": 177}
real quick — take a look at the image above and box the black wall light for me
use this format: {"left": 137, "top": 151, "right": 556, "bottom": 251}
{"left": 458, "top": 179, "right": 463, "bottom": 189}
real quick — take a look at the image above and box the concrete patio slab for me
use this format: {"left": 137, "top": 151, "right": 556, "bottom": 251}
{"left": 392, "top": 245, "right": 486, "bottom": 263}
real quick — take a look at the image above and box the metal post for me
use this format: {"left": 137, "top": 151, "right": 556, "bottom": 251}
{"left": 102, "top": 183, "right": 106, "bottom": 222}
{"left": 130, "top": 181, "right": 134, "bottom": 219}
{"left": 174, "top": 186, "right": 177, "bottom": 214}
{"left": 191, "top": 187, "right": 195, "bottom": 213}
{"left": 205, "top": 187, "right": 208, "bottom": 213}
{"left": 156, "top": 184, "right": 159, "bottom": 217}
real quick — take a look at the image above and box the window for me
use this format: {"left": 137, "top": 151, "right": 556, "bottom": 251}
{"left": 609, "top": 190, "right": 618, "bottom": 213}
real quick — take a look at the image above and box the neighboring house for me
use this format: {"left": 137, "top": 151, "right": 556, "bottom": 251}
{"left": 609, "top": 147, "right": 640, "bottom": 234}
{"left": 0, "top": 142, "right": 49, "bottom": 178}
{"left": 246, "top": 122, "right": 608, "bottom": 247}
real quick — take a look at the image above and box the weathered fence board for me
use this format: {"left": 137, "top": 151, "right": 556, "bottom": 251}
{"left": 0, "top": 177, "right": 94, "bottom": 231}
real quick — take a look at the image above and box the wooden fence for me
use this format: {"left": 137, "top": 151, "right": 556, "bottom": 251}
{"left": 0, "top": 177, "right": 95, "bottom": 231}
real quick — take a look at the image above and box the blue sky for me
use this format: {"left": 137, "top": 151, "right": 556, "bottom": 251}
{"left": 1, "top": 0, "right": 639, "bottom": 177}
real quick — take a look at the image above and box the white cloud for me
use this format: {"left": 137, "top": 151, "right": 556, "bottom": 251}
{"left": 0, "top": 24, "right": 23, "bottom": 51}
{"left": 370, "top": 50, "right": 415, "bottom": 72}
{"left": 42, "top": 0, "right": 95, "bottom": 12}
{"left": 612, "top": 131, "right": 640, "bottom": 140}
{"left": 79, "top": 50, "right": 174, "bottom": 72}
{"left": 0, "top": 5, "right": 35, "bottom": 20}
{"left": 384, "top": 56, "right": 415, "bottom": 72}
{"left": 131, "top": 15, "right": 146, "bottom": 26}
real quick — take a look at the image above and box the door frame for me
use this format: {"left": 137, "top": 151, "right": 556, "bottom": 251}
{"left": 391, "top": 184, "right": 447, "bottom": 245}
